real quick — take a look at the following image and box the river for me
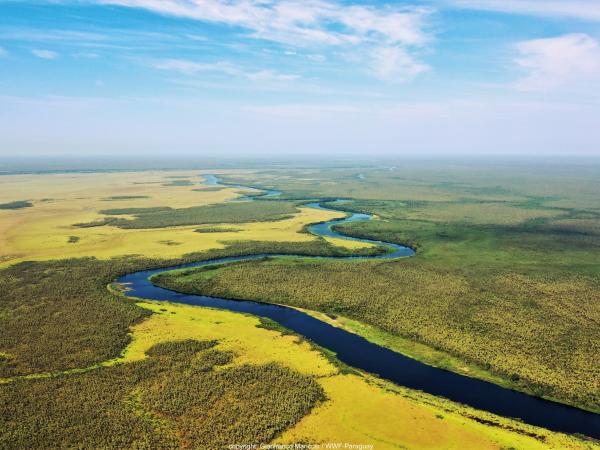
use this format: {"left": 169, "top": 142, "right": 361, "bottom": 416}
{"left": 117, "top": 175, "right": 600, "bottom": 439}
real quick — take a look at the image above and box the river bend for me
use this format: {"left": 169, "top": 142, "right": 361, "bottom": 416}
{"left": 117, "top": 177, "right": 600, "bottom": 439}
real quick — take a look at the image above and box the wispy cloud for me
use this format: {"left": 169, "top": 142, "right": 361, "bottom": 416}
{"left": 100, "top": 0, "right": 431, "bottom": 46}
{"left": 100, "top": 0, "right": 433, "bottom": 82}
{"left": 369, "top": 46, "right": 429, "bottom": 81}
{"left": 150, "top": 58, "right": 300, "bottom": 82}
{"left": 31, "top": 49, "right": 59, "bottom": 59}
{"left": 0, "top": 27, "right": 179, "bottom": 52}
{"left": 444, "top": 0, "right": 600, "bottom": 22}
{"left": 151, "top": 59, "right": 239, "bottom": 76}
{"left": 73, "top": 51, "right": 100, "bottom": 59}
{"left": 0, "top": 46, "right": 7, "bottom": 57}
{"left": 246, "top": 70, "right": 300, "bottom": 82}
{"left": 514, "top": 33, "right": 600, "bottom": 91}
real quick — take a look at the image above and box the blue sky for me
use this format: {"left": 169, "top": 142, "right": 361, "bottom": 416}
{"left": 1, "top": 0, "right": 599, "bottom": 157}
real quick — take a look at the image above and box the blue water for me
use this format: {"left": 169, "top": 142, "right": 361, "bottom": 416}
{"left": 203, "top": 174, "right": 282, "bottom": 201}
{"left": 118, "top": 176, "right": 600, "bottom": 439}
{"left": 202, "top": 174, "right": 220, "bottom": 185}
{"left": 235, "top": 189, "right": 282, "bottom": 201}
{"left": 306, "top": 202, "right": 413, "bottom": 258}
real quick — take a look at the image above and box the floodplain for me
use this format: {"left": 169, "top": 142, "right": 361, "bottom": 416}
{"left": 1, "top": 164, "right": 599, "bottom": 449}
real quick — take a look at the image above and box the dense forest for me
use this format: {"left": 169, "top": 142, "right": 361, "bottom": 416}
{"left": 0, "top": 200, "right": 32, "bottom": 209}
{"left": 75, "top": 201, "right": 299, "bottom": 229}
{"left": 1, "top": 339, "right": 324, "bottom": 449}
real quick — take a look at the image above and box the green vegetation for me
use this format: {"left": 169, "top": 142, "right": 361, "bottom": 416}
{"left": 192, "top": 187, "right": 224, "bottom": 192}
{"left": 0, "top": 258, "right": 152, "bottom": 376}
{"left": 3, "top": 163, "right": 600, "bottom": 448}
{"left": 195, "top": 226, "right": 242, "bottom": 233}
{"left": 0, "top": 200, "right": 33, "bottom": 210}
{"left": 1, "top": 339, "right": 324, "bottom": 449}
{"left": 100, "top": 206, "right": 172, "bottom": 215}
{"left": 153, "top": 255, "right": 600, "bottom": 411}
{"left": 159, "top": 240, "right": 181, "bottom": 246}
{"left": 218, "top": 162, "right": 600, "bottom": 207}
{"left": 75, "top": 201, "right": 300, "bottom": 229}
{"left": 0, "top": 236, "right": 385, "bottom": 377}
{"left": 212, "top": 239, "right": 387, "bottom": 257}
{"left": 155, "top": 166, "right": 600, "bottom": 413}
{"left": 163, "top": 179, "right": 194, "bottom": 186}
{"left": 102, "top": 195, "right": 151, "bottom": 201}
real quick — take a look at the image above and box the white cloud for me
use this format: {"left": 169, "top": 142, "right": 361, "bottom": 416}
{"left": 0, "top": 46, "right": 7, "bottom": 57}
{"left": 306, "top": 54, "right": 325, "bottom": 62}
{"left": 151, "top": 58, "right": 239, "bottom": 76}
{"left": 150, "top": 58, "right": 300, "bottom": 82}
{"left": 31, "top": 49, "right": 59, "bottom": 59}
{"left": 245, "top": 70, "right": 300, "bottom": 82}
{"left": 445, "top": 0, "right": 600, "bottom": 22}
{"left": 74, "top": 51, "right": 100, "bottom": 58}
{"left": 186, "top": 34, "right": 209, "bottom": 41}
{"left": 100, "top": 0, "right": 432, "bottom": 82}
{"left": 101, "top": 0, "right": 431, "bottom": 47}
{"left": 514, "top": 33, "right": 600, "bottom": 91}
{"left": 370, "top": 46, "right": 429, "bottom": 81}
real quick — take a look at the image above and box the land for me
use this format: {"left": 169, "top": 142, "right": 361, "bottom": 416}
{"left": 0, "top": 200, "right": 32, "bottom": 210}
{"left": 1, "top": 163, "right": 599, "bottom": 449}
{"left": 195, "top": 164, "right": 600, "bottom": 411}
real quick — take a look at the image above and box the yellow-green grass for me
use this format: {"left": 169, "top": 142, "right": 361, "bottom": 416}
{"left": 155, "top": 256, "right": 600, "bottom": 412}
{"left": 1, "top": 170, "right": 597, "bottom": 448}
{"left": 294, "top": 306, "right": 600, "bottom": 417}
{"left": 277, "top": 375, "right": 593, "bottom": 450}
{"left": 7, "top": 295, "right": 589, "bottom": 448}
{"left": 294, "top": 307, "right": 511, "bottom": 388}
{"left": 0, "top": 171, "right": 371, "bottom": 268}
{"left": 4, "top": 294, "right": 590, "bottom": 449}
{"left": 111, "top": 300, "right": 598, "bottom": 449}
{"left": 122, "top": 300, "right": 336, "bottom": 378}
{"left": 220, "top": 165, "right": 600, "bottom": 208}
{"left": 2, "top": 206, "right": 353, "bottom": 266}
{"left": 218, "top": 171, "right": 469, "bottom": 201}
{"left": 402, "top": 202, "right": 565, "bottom": 225}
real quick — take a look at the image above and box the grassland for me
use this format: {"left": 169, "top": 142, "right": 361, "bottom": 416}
{"left": 157, "top": 165, "right": 600, "bottom": 413}
{"left": 1, "top": 165, "right": 600, "bottom": 449}
{"left": 0, "top": 171, "right": 372, "bottom": 267}
{"left": 155, "top": 255, "right": 600, "bottom": 411}
{"left": 2, "top": 281, "right": 590, "bottom": 449}
{"left": 122, "top": 301, "right": 599, "bottom": 450}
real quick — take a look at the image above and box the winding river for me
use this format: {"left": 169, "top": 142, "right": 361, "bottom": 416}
{"left": 117, "top": 176, "right": 600, "bottom": 440}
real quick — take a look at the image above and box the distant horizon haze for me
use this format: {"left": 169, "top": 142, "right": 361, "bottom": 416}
{"left": 2, "top": 154, "right": 600, "bottom": 175}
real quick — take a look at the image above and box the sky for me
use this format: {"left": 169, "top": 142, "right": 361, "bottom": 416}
{"left": 0, "top": 0, "right": 599, "bottom": 157}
